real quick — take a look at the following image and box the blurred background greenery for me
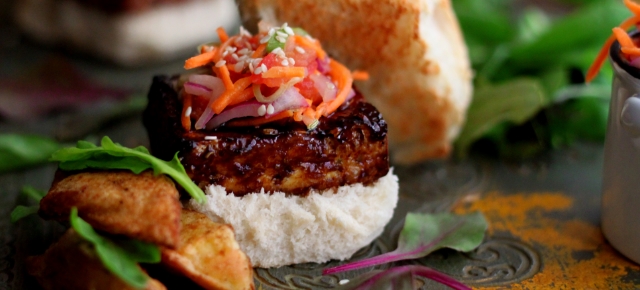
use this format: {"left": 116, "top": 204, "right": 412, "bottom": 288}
{"left": 453, "top": 0, "right": 628, "bottom": 159}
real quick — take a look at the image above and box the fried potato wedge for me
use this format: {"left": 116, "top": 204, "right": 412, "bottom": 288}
{"left": 39, "top": 170, "right": 181, "bottom": 248}
{"left": 27, "top": 229, "right": 166, "bottom": 290}
{"left": 161, "top": 210, "right": 254, "bottom": 290}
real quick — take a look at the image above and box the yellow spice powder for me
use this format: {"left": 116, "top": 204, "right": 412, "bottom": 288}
{"left": 454, "top": 191, "right": 640, "bottom": 289}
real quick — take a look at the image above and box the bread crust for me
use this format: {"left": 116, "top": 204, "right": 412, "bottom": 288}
{"left": 238, "top": 0, "right": 473, "bottom": 163}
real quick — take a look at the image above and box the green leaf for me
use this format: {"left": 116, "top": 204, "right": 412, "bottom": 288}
{"left": 50, "top": 136, "right": 205, "bottom": 203}
{"left": 70, "top": 208, "right": 160, "bottom": 289}
{"left": 0, "top": 134, "right": 63, "bottom": 173}
{"left": 509, "top": 1, "right": 628, "bottom": 65}
{"left": 10, "top": 205, "right": 39, "bottom": 223}
{"left": 324, "top": 212, "right": 487, "bottom": 275}
{"left": 456, "top": 78, "right": 547, "bottom": 156}
{"left": 292, "top": 27, "right": 309, "bottom": 36}
{"left": 20, "top": 185, "right": 47, "bottom": 202}
{"left": 266, "top": 28, "right": 288, "bottom": 53}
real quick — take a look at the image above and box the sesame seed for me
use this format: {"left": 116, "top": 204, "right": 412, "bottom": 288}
{"left": 288, "top": 58, "right": 295, "bottom": 65}
{"left": 240, "top": 26, "right": 252, "bottom": 37}
{"left": 248, "top": 62, "right": 254, "bottom": 72}
{"left": 185, "top": 106, "right": 192, "bottom": 117}
{"left": 215, "top": 60, "right": 227, "bottom": 67}
{"left": 339, "top": 279, "right": 349, "bottom": 285}
{"left": 268, "top": 28, "right": 275, "bottom": 36}
{"left": 258, "top": 105, "right": 267, "bottom": 116}
{"left": 276, "top": 35, "right": 287, "bottom": 43}
{"left": 282, "top": 22, "right": 289, "bottom": 28}
{"left": 281, "top": 59, "right": 289, "bottom": 66}
{"left": 260, "top": 35, "right": 271, "bottom": 44}
{"left": 228, "top": 46, "right": 237, "bottom": 52}
{"left": 234, "top": 61, "right": 245, "bottom": 72}
{"left": 205, "top": 46, "right": 214, "bottom": 52}
{"left": 254, "top": 66, "right": 263, "bottom": 74}
{"left": 204, "top": 136, "right": 218, "bottom": 140}
{"left": 272, "top": 47, "right": 283, "bottom": 55}
{"left": 253, "top": 57, "right": 263, "bottom": 63}
{"left": 276, "top": 31, "right": 288, "bottom": 38}
{"left": 238, "top": 55, "right": 249, "bottom": 62}
{"left": 260, "top": 64, "right": 267, "bottom": 73}
{"left": 238, "top": 48, "right": 250, "bottom": 55}
{"left": 222, "top": 50, "right": 229, "bottom": 57}
{"left": 267, "top": 104, "right": 275, "bottom": 114}
{"left": 285, "top": 27, "right": 295, "bottom": 35}
{"left": 232, "top": 53, "right": 239, "bottom": 60}
{"left": 295, "top": 46, "right": 305, "bottom": 54}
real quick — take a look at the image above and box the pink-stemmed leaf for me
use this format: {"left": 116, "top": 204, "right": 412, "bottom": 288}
{"left": 333, "top": 265, "right": 471, "bottom": 290}
{"left": 323, "top": 212, "right": 487, "bottom": 275}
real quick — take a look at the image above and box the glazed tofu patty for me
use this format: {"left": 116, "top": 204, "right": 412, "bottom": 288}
{"left": 143, "top": 76, "right": 389, "bottom": 196}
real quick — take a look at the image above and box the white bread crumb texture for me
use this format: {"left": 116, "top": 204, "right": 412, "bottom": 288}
{"left": 188, "top": 170, "right": 399, "bottom": 268}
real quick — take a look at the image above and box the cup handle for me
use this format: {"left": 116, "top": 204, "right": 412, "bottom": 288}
{"left": 621, "top": 94, "right": 640, "bottom": 138}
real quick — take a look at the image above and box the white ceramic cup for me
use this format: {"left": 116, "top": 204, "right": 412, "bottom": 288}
{"left": 602, "top": 35, "right": 640, "bottom": 264}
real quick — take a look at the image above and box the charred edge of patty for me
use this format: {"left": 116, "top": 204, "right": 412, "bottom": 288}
{"left": 143, "top": 75, "right": 389, "bottom": 197}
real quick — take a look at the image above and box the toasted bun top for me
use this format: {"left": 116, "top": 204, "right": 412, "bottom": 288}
{"left": 238, "top": 0, "right": 473, "bottom": 164}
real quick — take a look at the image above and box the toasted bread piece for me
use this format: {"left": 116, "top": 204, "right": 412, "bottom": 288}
{"left": 27, "top": 229, "right": 166, "bottom": 290}
{"left": 161, "top": 210, "right": 254, "bottom": 290}
{"left": 39, "top": 170, "right": 181, "bottom": 249}
{"left": 238, "top": 0, "right": 473, "bottom": 163}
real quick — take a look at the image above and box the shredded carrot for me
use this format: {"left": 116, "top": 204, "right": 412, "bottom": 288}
{"left": 184, "top": 49, "right": 217, "bottom": 69}
{"left": 227, "top": 110, "right": 293, "bottom": 127}
{"left": 215, "top": 65, "right": 234, "bottom": 90}
{"left": 211, "top": 77, "right": 253, "bottom": 114}
{"left": 294, "top": 35, "right": 327, "bottom": 60}
{"left": 262, "top": 67, "right": 306, "bottom": 79}
{"left": 324, "top": 59, "right": 353, "bottom": 116}
{"left": 314, "top": 103, "right": 327, "bottom": 119}
{"left": 622, "top": 46, "right": 640, "bottom": 55}
{"left": 181, "top": 93, "right": 193, "bottom": 131}
{"left": 293, "top": 110, "right": 303, "bottom": 121}
{"left": 217, "top": 27, "right": 229, "bottom": 43}
{"left": 252, "top": 44, "right": 267, "bottom": 58}
{"left": 614, "top": 27, "right": 636, "bottom": 47}
{"left": 625, "top": 0, "right": 640, "bottom": 15}
{"left": 586, "top": 16, "right": 640, "bottom": 83}
{"left": 228, "top": 87, "right": 255, "bottom": 106}
{"left": 214, "top": 36, "right": 238, "bottom": 62}
{"left": 352, "top": 70, "right": 369, "bottom": 80}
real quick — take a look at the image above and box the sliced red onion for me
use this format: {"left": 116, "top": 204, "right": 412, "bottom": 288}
{"left": 310, "top": 73, "right": 337, "bottom": 102}
{"left": 206, "top": 101, "right": 264, "bottom": 129}
{"left": 265, "top": 87, "right": 309, "bottom": 118}
{"left": 346, "top": 88, "right": 356, "bottom": 101}
{"left": 253, "top": 77, "right": 303, "bottom": 103}
{"left": 193, "top": 76, "right": 226, "bottom": 129}
{"left": 316, "top": 56, "right": 330, "bottom": 73}
{"left": 188, "top": 74, "right": 223, "bottom": 95}
{"left": 184, "top": 82, "right": 212, "bottom": 97}
{"left": 631, "top": 56, "right": 640, "bottom": 68}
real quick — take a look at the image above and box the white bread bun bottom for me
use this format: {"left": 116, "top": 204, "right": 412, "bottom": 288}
{"left": 188, "top": 170, "right": 399, "bottom": 268}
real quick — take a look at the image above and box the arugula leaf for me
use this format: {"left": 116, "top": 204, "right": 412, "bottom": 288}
{"left": 11, "top": 205, "right": 39, "bottom": 223}
{"left": 20, "top": 185, "right": 47, "bottom": 202}
{"left": 70, "top": 207, "right": 160, "bottom": 289}
{"left": 0, "top": 134, "right": 62, "bottom": 173}
{"left": 10, "top": 186, "right": 48, "bottom": 222}
{"left": 456, "top": 79, "right": 547, "bottom": 156}
{"left": 323, "top": 212, "right": 487, "bottom": 275}
{"left": 50, "top": 136, "right": 205, "bottom": 203}
{"left": 334, "top": 265, "right": 470, "bottom": 290}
